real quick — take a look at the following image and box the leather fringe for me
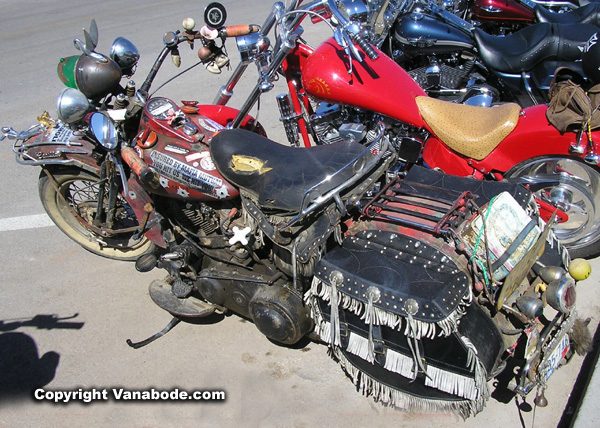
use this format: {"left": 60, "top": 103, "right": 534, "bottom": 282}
{"left": 333, "top": 346, "right": 477, "bottom": 420}
{"left": 306, "top": 276, "right": 471, "bottom": 340}
{"left": 308, "top": 296, "right": 489, "bottom": 409}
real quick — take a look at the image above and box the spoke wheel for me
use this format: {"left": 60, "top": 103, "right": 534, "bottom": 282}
{"left": 506, "top": 157, "right": 600, "bottom": 259}
{"left": 38, "top": 168, "right": 154, "bottom": 261}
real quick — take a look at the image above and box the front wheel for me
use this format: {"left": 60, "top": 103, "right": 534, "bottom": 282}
{"left": 38, "top": 167, "right": 154, "bottom": 261}
{"left": 505, "top": 157, "right": 600, "bottom": 259}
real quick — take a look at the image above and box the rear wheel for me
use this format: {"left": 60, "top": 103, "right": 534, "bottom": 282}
{"left": 38, "top": 167, "right": 154, "bottom": 261}
{"left": 505, "top": 157, "right": 600, "bottom": 259}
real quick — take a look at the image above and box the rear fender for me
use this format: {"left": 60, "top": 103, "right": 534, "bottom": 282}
{"left": 423, "top": 105, "right": 596, "bottom": 176}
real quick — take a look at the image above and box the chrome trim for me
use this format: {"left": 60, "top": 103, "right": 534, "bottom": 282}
{"left": 538, "top": 312, "right": 576, "bottom": 381}
{"left": 522, "top": 0, "right": 577, "bottom": 10}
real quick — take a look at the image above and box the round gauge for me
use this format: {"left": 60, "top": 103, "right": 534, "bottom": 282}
{"left": 146, "top": 97, "right": 178, "bottom": 120}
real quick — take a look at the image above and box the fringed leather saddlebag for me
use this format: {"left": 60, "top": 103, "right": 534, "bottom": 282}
{"left": 305, "top": 230, "right": 503, "bottom": 419}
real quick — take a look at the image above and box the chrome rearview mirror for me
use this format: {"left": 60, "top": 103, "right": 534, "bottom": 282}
{"left": 90, "top": 112, "right": 118, "bottom": 150}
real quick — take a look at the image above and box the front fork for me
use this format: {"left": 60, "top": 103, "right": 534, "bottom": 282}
{"left": 93, "top": 159, "right": 119, "bottom": 229}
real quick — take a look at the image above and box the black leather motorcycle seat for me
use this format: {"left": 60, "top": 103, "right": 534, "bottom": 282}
{"left": 404, "top": 165, "right": 531, "bottom": 208}
{"left": 536, "top": 3, "right": 600, "bottom": 26}
{"left": 209, "top": 128, "right": 368, "bottom": 213}
{"left": 474, "top": 23, "right": 597, "bottom": 74}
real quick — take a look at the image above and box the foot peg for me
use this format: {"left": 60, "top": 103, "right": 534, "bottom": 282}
{"left": 149, "top": 279, "right": 216, "bottom": 317}
{"left": 126, "top": 279, "right": 216, "bottom": 349}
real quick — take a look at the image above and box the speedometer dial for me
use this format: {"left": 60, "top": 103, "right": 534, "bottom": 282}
{"left": 146, "top": 97, "right": 178, "bottom": 120}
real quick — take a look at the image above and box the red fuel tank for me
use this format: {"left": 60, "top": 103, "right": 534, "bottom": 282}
{"left": 301, "top": 38, "right": 427, "bottom": 128}
{"left": 134, "top": 97, "right": 241, "bottom": 201}
{"left": 472, "top": 0, "right": 535, "bottom": 22}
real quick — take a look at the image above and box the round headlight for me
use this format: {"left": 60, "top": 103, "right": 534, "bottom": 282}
{"left": 546, "top": 276, "right": 576, "bottom": 313}
{"left": 110, "top": 37, "right": 140, "bottom": 75}
{"left": 56, "top": 88, "right": 91, "bottom": 125}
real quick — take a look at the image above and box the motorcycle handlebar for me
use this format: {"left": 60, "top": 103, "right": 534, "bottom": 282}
{"left": 218, "top": 24, "right": 260, "bottom": 38}
{"left": 350, "top": 32, "right": 379, "bottom": 61}
{"left": 323, "top": 0, "right": 378, "bottom": 62}
{"left": 121, "top": 146, "right": 157, "bottom": 186}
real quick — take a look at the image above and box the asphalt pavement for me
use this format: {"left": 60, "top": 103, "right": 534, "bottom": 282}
{"left": 1, "top": 1, "right": 599, "bottom": 427}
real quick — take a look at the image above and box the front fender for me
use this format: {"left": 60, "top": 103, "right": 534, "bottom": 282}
{"left": 13, "top": 123, "right": 101, "bottom": 174}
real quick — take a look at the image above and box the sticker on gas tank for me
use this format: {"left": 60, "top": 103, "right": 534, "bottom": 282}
{"left": 198, "top": 117, "right": 225, "bottom": 133}
{"left": 150, "top": 151, "right": 224, "bottom": 198}
{"left": 185, "top": 151, "right": 216, "bottom": 171}
{"left": 165, "top": 144, "right": 190, "bottom": 155}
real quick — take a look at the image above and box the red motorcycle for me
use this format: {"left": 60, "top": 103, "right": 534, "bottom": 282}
{"left": 467, "top": 0, "right": 600, "bottom": 34}
{"left": 0, "top": 0, "right": 593, "bottom": 418}
{"left": 206, "top": 0, "right": 600, "bottom": 259}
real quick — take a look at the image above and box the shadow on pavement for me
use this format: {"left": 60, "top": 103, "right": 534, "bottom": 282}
{"left": 558, "top": 320, "right": 600, "bottom": 428}
{"left": 0, "top": 332, "right": 60, "bottom": 401}
{"left": 0, "top": 313, "right": 84, "bottom": 401}
{"left": 0, "top": 313, "right": 84, "bottom": 331}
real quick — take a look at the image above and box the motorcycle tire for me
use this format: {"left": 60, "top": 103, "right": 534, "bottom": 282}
{"left": 505, "top": 156, "right": 600, "bottom": 259}
{"left": 38, "top": 167, "right": 154, "bottom": 261}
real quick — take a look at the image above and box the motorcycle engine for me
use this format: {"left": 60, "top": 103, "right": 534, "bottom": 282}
{"left": 196, "top": 261, "right": 313, "bottom": 345}
{"left": 169, "top": 200, "right": 221, "bottom": 236}
{"left": 402, "top": 59, "right": 499, "bottom": 106}
{"left": 310, "top": 102, "right": 425, "bottom": 168}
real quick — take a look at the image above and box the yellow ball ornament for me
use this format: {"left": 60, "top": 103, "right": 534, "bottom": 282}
{"left": 569, "top": 258, "right": 592, "bottom": 281}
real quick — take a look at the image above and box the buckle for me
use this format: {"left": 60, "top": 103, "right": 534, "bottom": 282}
{"left": 339, "top": 322, "right": 349, "bottom": 338}
{"left": 372, "top": 338, "right": 386, "bottom": 355}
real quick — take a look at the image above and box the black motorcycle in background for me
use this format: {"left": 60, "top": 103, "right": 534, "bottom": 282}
{"left": 343, "top": 0, "right": 599, "bottom": 107}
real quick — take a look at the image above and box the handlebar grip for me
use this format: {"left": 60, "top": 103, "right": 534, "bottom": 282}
{"left": 351, "top": 33, "right": 379, "bottom": 61}
{"left": 121, "top": 146, "right": 157, "bottom": 186}
{"left": 219, "top": 24, "right": 260, "bottom": 38}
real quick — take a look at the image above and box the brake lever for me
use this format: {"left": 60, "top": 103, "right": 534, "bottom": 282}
{"left": 334, "top": 28, "right": 359, "bottom": 75}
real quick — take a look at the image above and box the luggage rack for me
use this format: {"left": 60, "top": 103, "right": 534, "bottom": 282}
{"left": 362, "top": 175, "right": 477, "bottom": 235}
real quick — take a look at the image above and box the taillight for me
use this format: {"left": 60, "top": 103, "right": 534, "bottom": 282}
{"left": 546, "top": 277, "right": 576, "bottom": 313}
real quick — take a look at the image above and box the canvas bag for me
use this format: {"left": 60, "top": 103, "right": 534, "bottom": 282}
{"left": 546, "top": 69, "right": 600, "bottom": 133}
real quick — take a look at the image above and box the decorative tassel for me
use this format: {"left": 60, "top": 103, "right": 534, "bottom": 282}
{"left": 329, "top": 271, "right": 344, "bottom": 347}
{"left": 305, "top": 277, "right": 470, "bottom": 341}
{"left": 460, "top": 335, "right": 491, "bottom": 403}
{"left": 310, "top": 297, "right": 488, "bottom": 411}
{"left": 365, "top": 286, "right": 381, "bottom": 362}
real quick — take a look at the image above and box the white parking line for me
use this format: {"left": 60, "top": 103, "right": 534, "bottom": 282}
{"left": 0, "top": 214, "right": 55, "bottom": 232}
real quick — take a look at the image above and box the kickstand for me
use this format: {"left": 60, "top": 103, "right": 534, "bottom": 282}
{"left": 126, "top": 316, "right": 181, "bottom": 349}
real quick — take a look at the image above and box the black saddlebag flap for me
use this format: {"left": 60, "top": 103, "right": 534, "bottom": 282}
{"left": 404, "top": 165, "right": 532, "bottom": 209}
{"left": 307, "top": 229, "right": 472, "bottom": 339}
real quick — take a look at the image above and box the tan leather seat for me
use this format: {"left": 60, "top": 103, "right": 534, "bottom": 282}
{"left": 416, "top": 96, "right": 522, "bottom": 160}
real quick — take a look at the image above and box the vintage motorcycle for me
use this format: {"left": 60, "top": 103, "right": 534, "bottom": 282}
{"left": 341, "top": 0, "right": 598, "bottom": 107}
{"left": 0, "top": 0, "right": 593, "bottom": 418}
